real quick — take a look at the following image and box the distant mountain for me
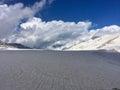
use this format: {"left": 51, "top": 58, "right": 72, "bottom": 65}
{"left": 0, "top": 40, "right": 31, "bottom": 50}
{"left": 1, "top": 33, "right": 120, "bottom": 51}
{"left": 66, "top": 33, "right": 120, "bottom": 52}
{"left": 6, "top": 43, "right": 31, "bottom": 49}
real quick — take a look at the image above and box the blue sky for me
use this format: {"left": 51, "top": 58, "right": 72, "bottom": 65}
{"left": 49, "top": 0, "right": 120, "bottom": 28}
{"left": 6, "top": 0, "right": 120, "bottom": 28}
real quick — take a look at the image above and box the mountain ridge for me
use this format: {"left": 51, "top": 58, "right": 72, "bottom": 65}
{"left": 1, "top": 33, "right": 120, "bottom": 52}
{"left": 66, "top": 33, "right": 120, "bottom": 52}
{"left": 0, "top": 40, "right": 31, "bottom": 50}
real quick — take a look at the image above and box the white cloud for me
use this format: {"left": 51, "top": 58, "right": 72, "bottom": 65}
{"left": 0, "top": 3, "right": 33, "bottom": 37}
{"left": 90, "top": 25, "right": 120, "bottom": 37}
{"left": 5, "top": 17, "right": 92, "bottom": 50}
{"left": 0, "top": 0, "right": 53, "bottom": 38}
{"left": 32, "top": 0, "right": 47, "bottom": 13}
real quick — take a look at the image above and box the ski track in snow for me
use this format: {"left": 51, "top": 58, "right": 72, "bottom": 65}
{"left": 0, "top": 50, "right": 120, "bottom": 90}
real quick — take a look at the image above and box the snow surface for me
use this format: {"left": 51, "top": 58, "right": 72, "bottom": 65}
{"left": 0, "top": 45, "right": 18, "bottom": 50}
{"left": 0, "top": 50, "right": 120, "bottom": 90}
{"left": 66, "top": 33, "right": 120, "bottom": 52}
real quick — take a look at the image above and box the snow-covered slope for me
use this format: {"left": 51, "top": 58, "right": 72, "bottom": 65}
{"left": 0, "top": 40, "right": 31, "bottom": 50}
{"left": 0, "top": 44, "right": 18, "bottom": 50}
{"left": 0, "top": 47, "right": 18, "bottom": 50}
{"left": 0, "top": 40, "right": 15, "bottom": 50}
{"left": 66, "top": 33, "right": 120, "bottom": 52}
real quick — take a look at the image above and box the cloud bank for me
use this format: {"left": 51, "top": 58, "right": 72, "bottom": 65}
{"left": 6, "top": 18, "right": 91, "bottom": 49}
{"left": 4, "top": 17, "right": 120, "bottom": 50}
{"left": 0, "top": 0, "right": 120, "bottom": 50}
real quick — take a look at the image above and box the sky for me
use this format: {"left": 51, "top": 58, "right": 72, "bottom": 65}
{"left": 4, "top": 0, "right": 120, "bottom": 28}
{"left": 0, "top": 0, "right": 120, "bottom": 49}
{"left": 42, "top": 0, "right": 120, "bottom": 28}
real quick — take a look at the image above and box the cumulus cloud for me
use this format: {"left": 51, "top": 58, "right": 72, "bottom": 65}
{"left": 90, "top": 25, "right": 120, "bottom": 37}
{"left": 0, "top": 0, "right": 53, "bottom": 38}
{"left": 0, "top": 3, "right": 33, "bottom": 37}
{"left": 5, "top": 17, "right": 91, "bottom": 50}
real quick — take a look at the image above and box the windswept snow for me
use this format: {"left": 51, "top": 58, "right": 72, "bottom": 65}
{"left": 67, "top": 33, "right": 120, "bottom": 52}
